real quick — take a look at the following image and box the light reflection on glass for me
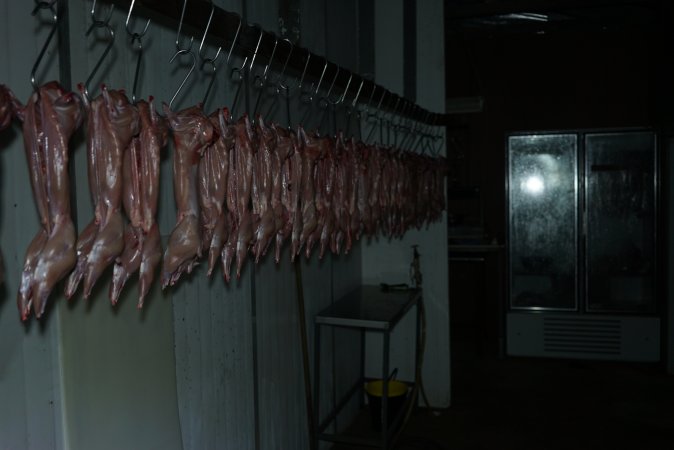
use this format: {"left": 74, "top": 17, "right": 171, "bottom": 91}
{"left": 522, "top": 175, "right": 544, "bottom": 195}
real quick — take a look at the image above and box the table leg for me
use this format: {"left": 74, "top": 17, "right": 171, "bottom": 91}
{"left": 360, "top": 329, "right": 365, "bottom": 409}
{"left": 314, "top": 323, "right": 321, "bottom": 446}
{"left": 415, "top": 302, "right": 421, "bottom": 386}
{"left": 382, "top": 331, "right": 390, "bottom": 449}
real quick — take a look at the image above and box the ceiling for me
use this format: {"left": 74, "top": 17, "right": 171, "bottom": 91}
{"left": 444, "top": 0, "right": 666, "bottom": 37}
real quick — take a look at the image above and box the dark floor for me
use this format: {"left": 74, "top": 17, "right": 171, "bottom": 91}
{"left": 334, "top": 339, "right": 674, "bottom": 450}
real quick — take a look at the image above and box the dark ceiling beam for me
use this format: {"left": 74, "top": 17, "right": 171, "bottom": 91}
{"left": 444, "top": 0, "right": 656, "bottom": 20}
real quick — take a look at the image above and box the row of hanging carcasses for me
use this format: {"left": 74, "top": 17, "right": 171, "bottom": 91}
{"left": 0, "top": 81, "right": 447, "bottom": 321}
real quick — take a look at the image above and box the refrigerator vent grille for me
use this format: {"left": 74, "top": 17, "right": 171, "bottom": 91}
{"left": 543, "top": 317, "right": 621, "bottom": 355}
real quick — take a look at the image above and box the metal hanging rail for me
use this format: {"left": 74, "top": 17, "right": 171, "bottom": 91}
{"left": 100, "top": 0, "right": 447, "bottom": 126}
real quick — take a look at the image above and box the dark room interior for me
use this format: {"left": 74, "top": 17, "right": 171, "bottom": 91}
{"left": 333, "top": 1, "right": 674, "bottom": 449}
{"left": 1, "top": 1, "right": 673, "bottom": 449}
{"left": 440, "top": 1, "right": 674, "bottom": 449}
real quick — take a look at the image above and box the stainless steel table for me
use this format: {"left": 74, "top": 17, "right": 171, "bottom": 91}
{"left": 314, "top": 285, "right": 422, "bottom": 449}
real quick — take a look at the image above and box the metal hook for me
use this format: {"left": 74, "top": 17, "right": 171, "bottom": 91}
{"left": 432, "top": 132, "right": 445, "bottom": 156}
{"left": 167, "top": 0, "right": 197, "bottom": 109}
{"left": 415, "top": 132, "right": 427, "bottom": 154}
{"left": 350, "top": 78, "right": 365, "bottom": 109}
{"left": 276, "top": 38, "right": 294, "bottom": 90}
{"left": 324, "top": 71, "right": 352, "bottom": 136}
{"left": 125, "top": 0, "right": 150, "bottom": 37}
{"left": 337, "top": 73, "right": 352, "bottom": 105}
{"left": 384, "top": 96, "right": 401, "bottom": 144}
{"left": 263, "top": 39, "right": 294, "bottom": 123}
{"left": 362, "top": 83, "right": 377, "bottom": 115}
{"left": 299, "top": 55, "right": 323, "bottom": 105}
{"left": 313, "top": 59, "right": 329, "bottom": 96}
{"left": 345, "top": 78, "right": 364, "bottom": 137}
{"left": 400, "top": 105, "right": 415, "bottom": 145}
{"left": 426, "top": 127, "right": 441, "bottom": 155}
{"left": 314, "top": 58, "right": 339, "bottom": 95}
{"left": 367, "top": 84, "right": 377, "bottom": 106}
{"left": 230, "top": 56, "right": 248, "bottom": 82}
{"left": 411, "top": 112, "right": 432, "bottom": 153}
{"left": 30, "top": 0, "right": 59, "bottom": 92}
{"left": 175, "top": 0, "right": 194, "bottom": 52}
{"left": 398, "top": 104, "right": 417, "bottom": 149}
{"left": 296, "top": 50, "right": 311, "bottom": 90}
{"left": 84, "top": 0, "right": 116, "bottom": 100}
{"left": 228, "top": 55, "right": 248, "bottom": 119}
{"left": 401, "top": 103, "right": 415, "bottom": 138}
{"left": 364, "top": 112, "right": 381, "bottom": 144}
{"left": 230, "top": 24, "right": 263, "bottom": 117}
{"left": 168, "top": 48, "right": 196, "bottom": 110}
{"left": 431, "top": 115, "right": 444, "bottom": 156}
{"left": 125, "top": 0, "right": 150, "bottom": 104}
{"left": 375, "top": 90, "right": 387, "bottom": 115}
{"left": 248, "top": 26, "right": 264, "bottom": 74}
{"left": 316, "top": 67, "right": 339, "bottom": 130}
{"left": 398, "top": 119, "right": 413, "bottom": 150}
{"left": 365, "top": 90, "right": 387, "bottom": 144}
{"left": 412, "top": 125, "right": 425, "bottom": 154}
{"left": 367, "top": 89, "right": 386, "bottom": 126}
{"left": 252, "top": 36, "right": 279, "bottom": 117}
{"left": 31, "top": 0, "right": 56, "bottom": 15}
{"left": 417, "top": 135, "right": 428, "bottom": 155}
{"left": 198, "top": 0, "right": 222, "bottom": 106}
{"left": 259, "top": 37, "right": 278, "bottom": 84}
{"left": 419, "top": 122, "right": 435, "bottom": 154}
{"left": 317, "top": 65, "right": 339, "bottom": 112}
{"left": 391, "top": 100, "right": 406, "bottom": 146}
{"left": 317, "top": 67, "right": 342, "bottom": 135}
{"left": 226, "top": 16, "right": 242, "bottom": 65}
{"left": 88, "top": 0, "right": 114, "bottom": 29}
{"left": 299, "top": 58, "right": 327, "bottom": 127}
{"left": 297, "top": 52, "right": 314, "bottom": 104}
{"left": 198, "top": 1, "right": 222, "bottom": 63}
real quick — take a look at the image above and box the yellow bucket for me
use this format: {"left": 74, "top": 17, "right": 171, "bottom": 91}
{"left": 365, "top": 379, "right": 408, "bottom": 398}
{"left": 365, "top": 379, "right": 408, "bottom": 431}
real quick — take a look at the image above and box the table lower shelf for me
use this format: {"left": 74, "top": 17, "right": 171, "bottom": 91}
{"left": 317, "top": 378, "right": 418, "bottom": 449}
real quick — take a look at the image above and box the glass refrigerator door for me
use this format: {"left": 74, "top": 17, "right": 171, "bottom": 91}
{"left": 508, "top": 134, "right": 578, "bottom": 310}
{"left": 585, "top": 132, "right": 656, "bottom": 313}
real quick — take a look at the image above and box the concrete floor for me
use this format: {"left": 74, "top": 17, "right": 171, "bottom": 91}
{"left": 334, "top": 342, "right": 674, "bottom": 449}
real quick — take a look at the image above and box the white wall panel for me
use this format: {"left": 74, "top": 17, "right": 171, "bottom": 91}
{"left": 60, "top": 4, "right": 185, "bottom": 450}
{"left": 246, "top": 1, "right": 363, "bottom": 448}
{"left": 414, "top": 0, "right": 449, "bottom": 407}
{"left": 331, "top": 247, "right": 363, "bottom": 433}
{"left": 60, "top": 2, "right": 256, "bottom": 450}
{"left": 172, "top": 266, "right": 255, "bottom": 450}
{"left": 255, "top": 257, "right": 308, "bottom": 450}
